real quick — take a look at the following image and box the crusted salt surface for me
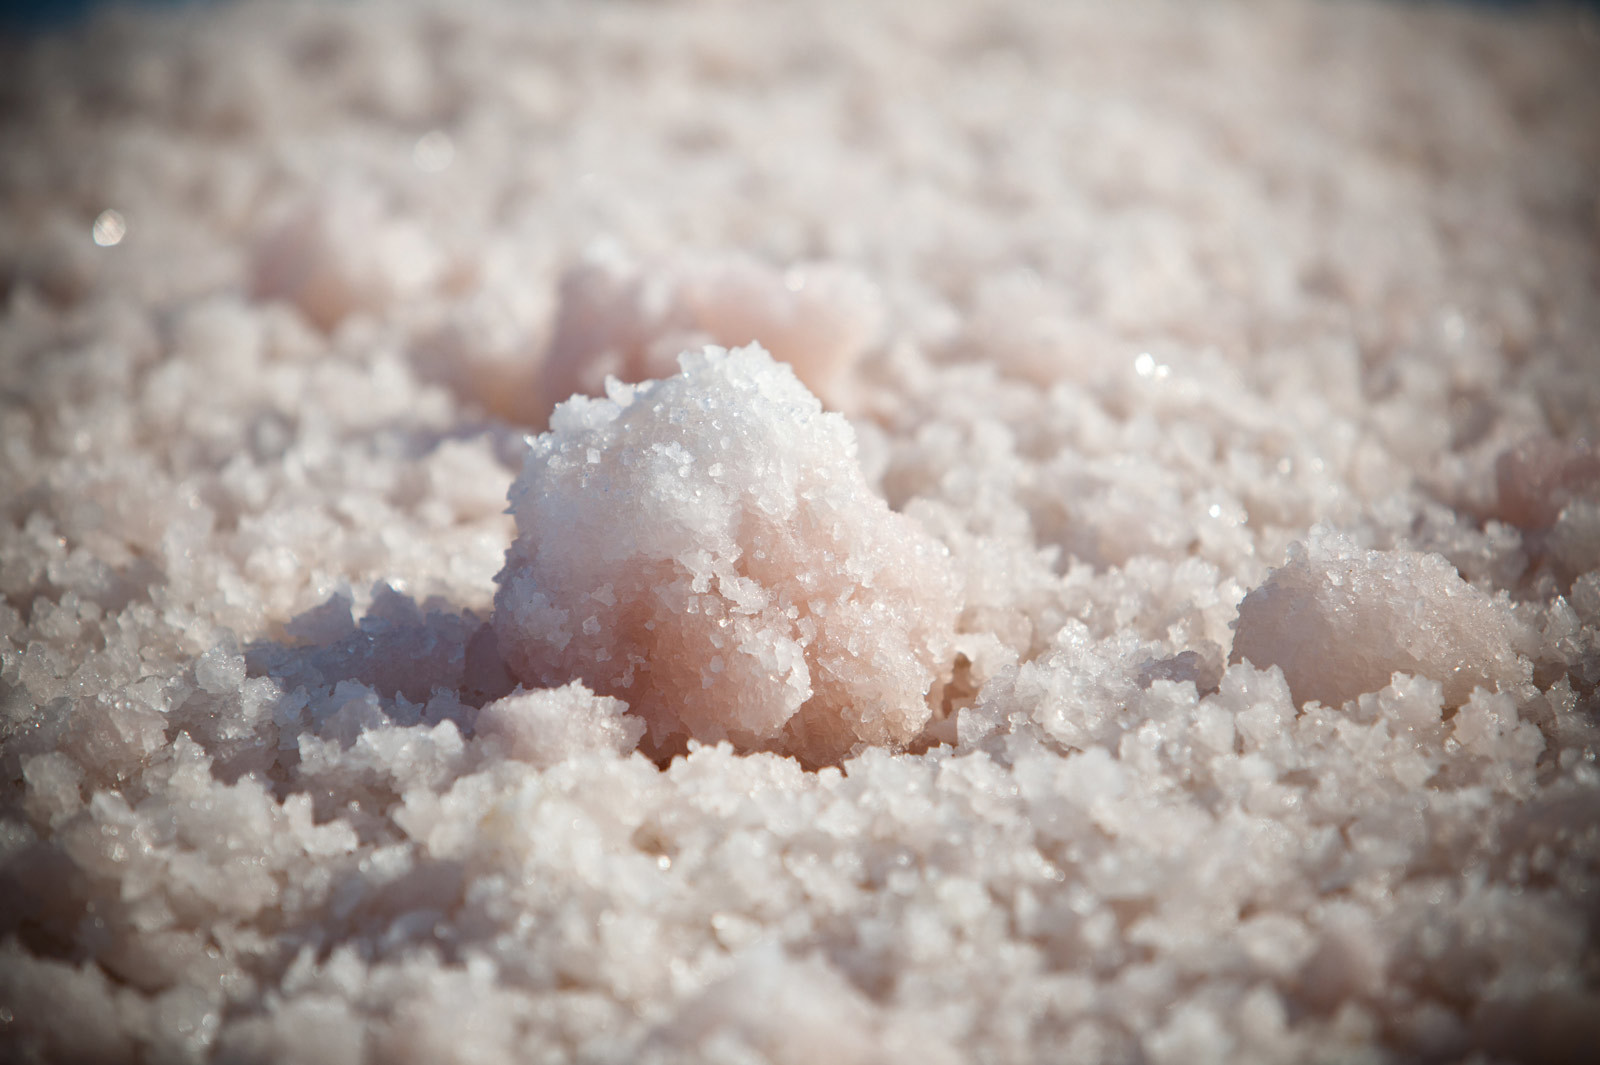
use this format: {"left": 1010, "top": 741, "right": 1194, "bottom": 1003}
{"left": 1231, "top": 531, "right": 1532, "bottom": 708}
{"left": 2, "top": 0, "right": 1599, "bottom": 1063}
{"left": 494, "top": 345, "right": 960, "bottom": 766}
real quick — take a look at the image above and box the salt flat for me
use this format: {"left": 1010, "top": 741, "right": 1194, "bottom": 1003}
{"left": 1, "top": 1, "right": 1598, "bottom": 1061}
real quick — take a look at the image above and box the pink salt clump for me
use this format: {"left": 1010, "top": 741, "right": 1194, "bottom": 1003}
{"left": 251, "top": 184, "right": 440, "bottom": 331}
{"left": 536, "top": 248, "right": 882, "bottom": 423}
{"left": 1231, "top": 533, "right": 1530, "bottom": 709}
{"left": 492, "top": 343, "right": 960, "bottom": 767}
{"left": 1494, "top": 435, "right": 1600, "bottom": 531}
{"left": 676, "top": 256, "right": 883, "bottom": 405}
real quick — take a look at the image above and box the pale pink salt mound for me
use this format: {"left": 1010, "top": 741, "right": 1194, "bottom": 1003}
{"left": 252, "top": 184, "right": 441, "bottom": 331}
{"left": 537, "top": 247, "right": 882, "bottom": 423}
{"left": 492, "top": 343, "right": 960, "bottom": 766}
{"left": 1231, "top": 532, "right": 1530, "bottom": 709}
{"left": 1494, "top": 435, "right": 1600, "bottom": 531}
{"left": 676, "top": 257, "right": 883, "bottom": 406}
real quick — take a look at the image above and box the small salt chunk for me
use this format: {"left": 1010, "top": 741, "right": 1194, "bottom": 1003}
{"left": 21, "top": 752, "right": 85, "bottom": 828}
{"left": 1231, "top": 532, "right": 1529, "bottom": 708}
{"left": 1550, "top": 501, "right": 1600, "bottom": 580}
{"left": 474, "top": 681, "right": 646, "bottom": 768}
{"left": 195, "top": 635, "right": 246, "bottom": 695}
{"left": 1494, "top": 435, "right": 1600, "bottom": 531}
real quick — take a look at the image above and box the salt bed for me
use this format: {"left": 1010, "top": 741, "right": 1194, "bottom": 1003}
{"left": 1, "top": 0, "right": 1598, "bottom": 1061}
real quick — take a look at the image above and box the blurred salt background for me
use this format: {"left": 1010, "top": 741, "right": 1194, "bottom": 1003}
{"left": 1, "top": 0, "right": 1598, "bottom": 1062}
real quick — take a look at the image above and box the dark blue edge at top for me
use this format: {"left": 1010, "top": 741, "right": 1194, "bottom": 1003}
{"left": 0, "top": 0, "right": 215, "bottom": 33}
{"left": 3, "top": 0, "right": 1600, "bottom": 33}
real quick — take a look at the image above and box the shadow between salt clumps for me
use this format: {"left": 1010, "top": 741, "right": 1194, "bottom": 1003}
{"left": 245, "top": 579, "right": 968, "bottom": 782}
{"left": 243, "top": 583, "right": 514, "bottom": 783}
{"left": 217, "top": 588, "right": 520, "bottom": 973}
{"left": 0, "top": 588, "right": 519, "bottom": 978}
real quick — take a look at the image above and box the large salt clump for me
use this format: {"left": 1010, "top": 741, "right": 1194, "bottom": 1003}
{"left": 1231, "top": 532, "right": 1531, "bottom": 709}
{"left": 493, "top": 344, "right": 961, "bottom": 766}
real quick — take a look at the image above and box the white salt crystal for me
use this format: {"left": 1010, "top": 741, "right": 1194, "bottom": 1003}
{"left": 194, "top": 635, "right": 246, "bottom": 695}
{"left": 473, "top": 681, "right": 646, "bottom": 768}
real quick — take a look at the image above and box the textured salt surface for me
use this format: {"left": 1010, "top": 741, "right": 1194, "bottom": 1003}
{"left": 2, "top": 1, "right": 1599, "bottom": 1063}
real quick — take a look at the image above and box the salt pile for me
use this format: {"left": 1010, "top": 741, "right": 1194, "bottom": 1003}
{"left": 2, "top": 1, "right": 1599, "bottom": 1063}
{"left": 494, "top": 345, "right": 960, "bottom": 768}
